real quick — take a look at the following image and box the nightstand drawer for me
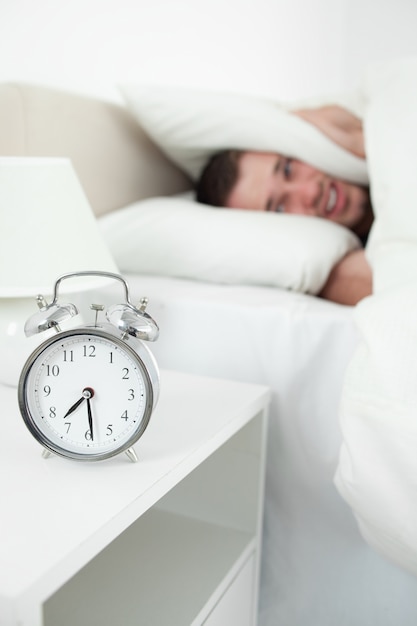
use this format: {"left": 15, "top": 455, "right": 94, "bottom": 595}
{"left": 203, "top": 554, "right": 256, "bottom": 626}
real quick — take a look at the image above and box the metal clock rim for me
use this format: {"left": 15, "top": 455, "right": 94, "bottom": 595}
{"left": 18, "top": 327, "right": 155, "bottom": 462}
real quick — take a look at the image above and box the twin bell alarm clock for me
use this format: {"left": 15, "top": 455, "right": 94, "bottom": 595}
{"left": 17, "top": 271, "right": 160, "bottom": 463}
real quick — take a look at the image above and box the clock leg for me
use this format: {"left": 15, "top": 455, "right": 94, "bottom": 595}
{"left": 42, "top": 448, "right": 52, "bottom": 459}
{"left": 125, "top": 447, "right": 138, "bottom": 463}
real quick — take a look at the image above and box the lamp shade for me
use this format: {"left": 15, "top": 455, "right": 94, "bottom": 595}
{"left": 0, "top": 157, "right": 119, "bottom": 387}
{"left": 0, "top": 157, "right": 118, "bottom": 297}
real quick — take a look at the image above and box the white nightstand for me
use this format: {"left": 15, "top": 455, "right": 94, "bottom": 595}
{"left": 0, "top": 370, "right": 270, "bottom": 626}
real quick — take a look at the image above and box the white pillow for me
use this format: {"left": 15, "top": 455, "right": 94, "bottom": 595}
{"left": 99, "top": 195, "right": 360, "bottom": 295}
{"left": 120, "top": 84, "right": 369, "bottom": 185}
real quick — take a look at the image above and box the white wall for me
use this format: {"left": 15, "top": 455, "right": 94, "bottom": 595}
{"left": 0, "top": 0, "right": 416, "bottom": 103}
{"left": 343, "top": 0, "right": 417, "bottom": 87}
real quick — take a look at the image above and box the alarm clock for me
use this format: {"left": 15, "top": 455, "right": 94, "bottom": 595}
{"left": 17, "top": 271, "right": 160, "bottom": 462}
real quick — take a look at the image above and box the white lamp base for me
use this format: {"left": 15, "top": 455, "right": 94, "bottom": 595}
{"left": 0, "top": 298, "right": 50, "bottom": 387}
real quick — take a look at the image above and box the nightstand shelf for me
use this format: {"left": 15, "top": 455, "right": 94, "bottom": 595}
{"left": 45, "top": 510, "right": 254, "bottom": 626}
{"left": 0, "top": 370, "right": 270, "bottom": 626}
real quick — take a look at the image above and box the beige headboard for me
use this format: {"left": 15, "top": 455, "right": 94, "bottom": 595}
{"left": 0, "top": 83, "right": 192, "bottom": 217}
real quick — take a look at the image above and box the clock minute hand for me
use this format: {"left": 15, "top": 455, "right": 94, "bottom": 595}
{"left": 87, "top": 397, "right": 94, "bottom": 441}
{"left": 63, "top": 396, "right": 85, "bottom": 418}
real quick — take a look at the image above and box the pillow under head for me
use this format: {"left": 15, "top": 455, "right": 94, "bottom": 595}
{"left": 99, "top": 194, "right": 360, "bottom": 295}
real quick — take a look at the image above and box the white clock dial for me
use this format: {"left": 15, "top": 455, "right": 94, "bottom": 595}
{"left": 19, "top": 328, "right": 155, "bottom": 460}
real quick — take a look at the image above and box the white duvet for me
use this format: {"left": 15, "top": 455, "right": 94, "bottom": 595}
{"left": 335, "top": 58, "right": 417, "bottom": 575}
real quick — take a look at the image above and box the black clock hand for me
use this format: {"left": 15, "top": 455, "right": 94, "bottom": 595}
{"left": 87, "top": 397, "right": 94, "bottom": 441}
{"left": 63, "top": 396, "right": 85, "bottom": 418}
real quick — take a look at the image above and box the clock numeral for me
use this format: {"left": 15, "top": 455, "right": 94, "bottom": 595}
{"left": 109, "top": 352, "right": 114, "bottom": 364}
{"left": 46, "top": 365, "right": 60, "bottom": 377}
{"left": 43, "top": 385, "right": 51, "bottom": 397}
{"left": 122, "top": 368, "right": 129, "bottom": 380}
{"left": 49, "top": 406, "right": 57, "bottom": 418}
{"left": 106, "top": 425, "right": 113, "bottom": 436}
{"left": 85, "top": 430, "right": 93, "bottom": 441}
{"left": 128, "top": 389, "right": 135, "bottom": 401}
{"left": 121, "top": 410, "right": 129, "bottom": 421}
{"left": 63, "top": 350, "right": 74, "bottom": 362}
{"left": 65, "top": 422, "right": 71, "bottom": 434}
{"left": 83, "top": 345, "right": 96, "bottom": 358}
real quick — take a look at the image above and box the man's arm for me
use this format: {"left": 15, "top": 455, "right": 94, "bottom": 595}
{"left": 318, "top": 249, "right": 372, "bottom": 306}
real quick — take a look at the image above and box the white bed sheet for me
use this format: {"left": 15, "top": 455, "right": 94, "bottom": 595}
{"left": 87, "top": 273, "right": 417, "bottom": 625}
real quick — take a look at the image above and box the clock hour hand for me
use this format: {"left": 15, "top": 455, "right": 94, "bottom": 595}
{"left": 63, "top": 395, "right": 85, "bottom": 418}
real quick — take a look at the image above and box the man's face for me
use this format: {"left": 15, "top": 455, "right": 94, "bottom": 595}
{"left": 225, "top": 151, "right": 372, "bottom": 236}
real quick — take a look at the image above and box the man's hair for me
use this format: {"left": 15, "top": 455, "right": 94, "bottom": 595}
{"left": 196, "top": 149, "right": 243, "bottom": 206}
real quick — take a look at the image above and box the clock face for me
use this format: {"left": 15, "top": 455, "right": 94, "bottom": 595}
{"left": 18, "top": 328, "right": 155, "bottom": 461}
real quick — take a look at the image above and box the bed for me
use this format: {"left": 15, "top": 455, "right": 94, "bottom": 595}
{"left": 1, "top": 67, "right": 417, "bottom": 625}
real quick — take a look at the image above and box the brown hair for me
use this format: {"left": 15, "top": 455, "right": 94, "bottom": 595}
{"left": 196, "top": 149, "right": 244, "bottom": 207}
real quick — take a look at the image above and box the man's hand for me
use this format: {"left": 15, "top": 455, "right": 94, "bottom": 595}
{"left": 319, "top": 249, "right": 372, "bottom": 306}
{"left": 294, "top": 105, "right": 366, "bottom": 159}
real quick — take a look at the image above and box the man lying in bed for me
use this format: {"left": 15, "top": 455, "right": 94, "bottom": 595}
{"left": 196, "top": 106, "right": 373, "bottom": 306}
